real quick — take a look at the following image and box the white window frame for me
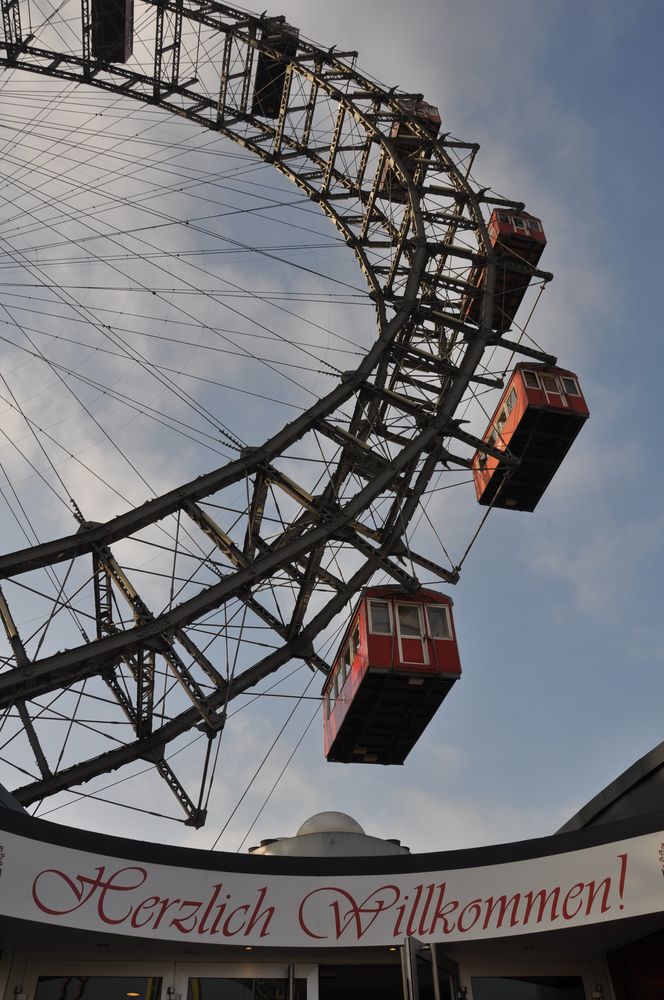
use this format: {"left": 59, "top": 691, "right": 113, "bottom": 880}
{"left": 541, "top": 372, "right": 562, "bottom": 395}
{"left": 522, "top": 370, "right": 540, "bottom": 389}
{"left": 339, "top": 654, "right": 348, "bottom": 690}
{"left": 561, "top": 375, "right": 581, "bottom": 397}
{"left": 368, "top": 599, "right": 393, "bottom": 635}
{"left": 505, "top": 387, "right": 517, "bottom": 413}
{"left": 331, "top": 672, "right": 339, "bottom": 704}
{"left": 426, "top": 604, "right": 453, "bottom": 641}
{"left": 351, "top": 624, "right": 360, "bottom": 657}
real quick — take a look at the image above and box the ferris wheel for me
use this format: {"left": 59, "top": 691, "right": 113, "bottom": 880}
{"left": 0, "top": 0, "right": 554, "bottom": 832}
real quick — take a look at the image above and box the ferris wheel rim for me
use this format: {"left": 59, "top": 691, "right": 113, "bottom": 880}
{"left": 0, "top": 0, "right": 550, "bottom": 824}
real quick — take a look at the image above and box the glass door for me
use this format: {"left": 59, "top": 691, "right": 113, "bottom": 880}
{"left": 462, "top": 960, "right": 600, "bottom": 1000}
{"left": 175, "top": 964, "right": 317, "bottom": 1000}
{"left": 186, "top": 975, "right": 304, "bottom": 1000}
{"left": 470, "top": 976, "right": 586, "bottom": 999}
{"left": 23, "top": 962, "right": 176, "bottom": 1000}
{"left": 401, "top": 938, "right": 459, "bottom": 1000}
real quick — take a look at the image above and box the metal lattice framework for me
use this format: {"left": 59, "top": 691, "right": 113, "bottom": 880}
{"left": 0, "top": 1, "right": 554, "bottom": 826}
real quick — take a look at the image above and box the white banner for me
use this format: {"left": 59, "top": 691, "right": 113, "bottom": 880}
{"left": 1, "top": 827, "right": 663, "bottom": 946}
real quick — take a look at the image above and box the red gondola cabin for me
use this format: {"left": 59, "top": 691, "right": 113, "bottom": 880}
{"left": 323, "top": 586, "right": 461, "bottom": 765}
{"left": 472, "top": 363, "right": 589, "bottom": 512}
{"left": 379, "top": 100, "right": 441, "bottom": 203}
{"left": 251, "top": 22, "right": 300, "bottom": 118}
{"left": 461, "top": 209, "right": 546, "bottom": 332}
{"left": 91, "top": 0, "right": 134, "bottom": 62}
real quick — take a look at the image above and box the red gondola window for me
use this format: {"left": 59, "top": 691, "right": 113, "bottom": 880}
{"left": 480, "top": 426, "right": 499, "bottom": 469}
{"left": 327, "top": 622, "right": 363, "bottom": 719}
{"left": 427, "top": 604, "right": 452, "bottom": 640}
{"left": 527, "top": 218, "right": 542, "bottom": 232}
{"left": 338, "top": 655, "right": 347, "bottom": 694}
{"left": 397, "top": 604, "right": 422, "bottom": 637}
{"left": 369, "top": 599, "right": 392, "bottom": 634}
{"left": 479, "top": 384, "right": 519, "bottom": 472}
{"left": 514, "top": 216, "right": 527, "bottom": 230}
{"left": 523, "top": 369, "right": 540, "bottom": 389}
{"left": 562, "top": 376, "right": 581, "bottom": 396}
{"left": 506, "top": 387, "right": 517, "bottom": 412}
{"left": 340, "top": 644, "right": 350, "bottom": 687}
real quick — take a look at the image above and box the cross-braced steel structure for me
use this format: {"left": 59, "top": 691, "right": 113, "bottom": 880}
{"left": 0, "top": 1, "right": 554, "bottom": 826}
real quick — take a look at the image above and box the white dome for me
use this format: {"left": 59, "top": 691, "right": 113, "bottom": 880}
{"left": 296, "top": 811, "right": 366, "bottom": 837}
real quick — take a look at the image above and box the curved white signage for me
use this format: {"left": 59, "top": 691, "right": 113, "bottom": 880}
{"left": 1, "top": 827, "right": 663, "bottom": 946}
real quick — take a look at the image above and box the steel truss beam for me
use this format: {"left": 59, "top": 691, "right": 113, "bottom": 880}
{"left": 154, "top": 0, "right": 183, "bottom": 97}
{"left": 1, "top": 0, "right": 21, "bottom": 60}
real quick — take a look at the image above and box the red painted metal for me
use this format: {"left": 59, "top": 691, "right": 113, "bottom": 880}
{"left": 323, "top": 586, "right": 461, "bottom": 765}
{"left": 461, "top": 209, "right": 546, "bottom": 331}
{"left": 472, "top": 363, "right": 589, "bottom": 512}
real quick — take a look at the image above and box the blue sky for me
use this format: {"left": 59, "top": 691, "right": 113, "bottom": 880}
{"left": 1, "top": 0, "right": 664, "bottom": 855}
{"left": 200, "top": 0, "right": 664, "bottom": 851}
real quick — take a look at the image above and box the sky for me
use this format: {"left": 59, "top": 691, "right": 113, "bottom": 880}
{"left": 1, "top": 0, "right": 664, "bottom": 856}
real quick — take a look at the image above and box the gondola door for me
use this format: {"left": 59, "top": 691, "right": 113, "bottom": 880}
{"left": 396, "top": 603, "right": 428, "bottom": 665}
{"left": 401, "top": 937, "right": 460, "bottom": 1000}
{"left": 540, "top": 371, "right": 567, "bottom": 408}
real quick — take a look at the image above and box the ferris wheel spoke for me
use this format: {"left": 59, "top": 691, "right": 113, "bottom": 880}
{"left": 0, "top": 397, "right": 480, "bottom": 705}
{"left": 10, "top": 572, "right": 368, "bottom": 807}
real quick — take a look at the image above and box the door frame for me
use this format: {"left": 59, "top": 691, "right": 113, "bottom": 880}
{"left": 459, "top": 957, "right": 614, "bottom": 1000}
{"left": 21, "top": 960, "right": 177, "bottom": 1000}
{"left": 540, "top": 371, "right": 568, "bottom": 408}
{"left": 401, "top": 937, "right": 459, "bottom": 1000}
{"left": 173, "top": 962, "right": 318, "bottom": 1000}
{"left": 17, "top": 960, "right": 318, "bottom": 1000}
{"left": 395, "top": 602, "right": 429, "bottom": 665}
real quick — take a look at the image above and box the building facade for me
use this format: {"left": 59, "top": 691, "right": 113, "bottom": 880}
{"left": 2, "top": 744, "right": 664, "bottom": 1000}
